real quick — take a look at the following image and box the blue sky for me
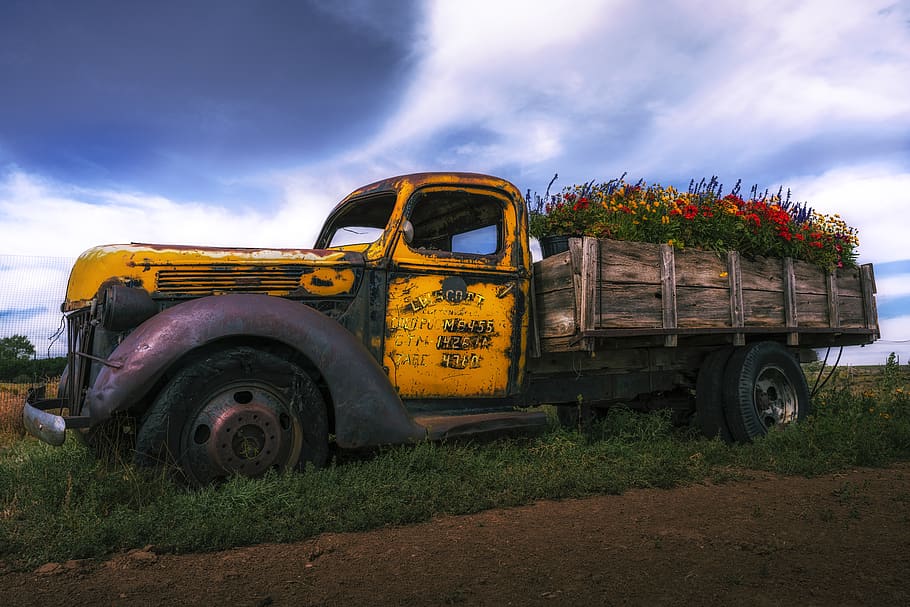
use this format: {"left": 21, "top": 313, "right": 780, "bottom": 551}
{"left": 1, "top": 0, "right": 909, "bottom": 364}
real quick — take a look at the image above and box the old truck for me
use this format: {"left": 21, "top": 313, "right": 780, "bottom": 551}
{"left": 24, "top": 173, "right": 879, "bottom": 484}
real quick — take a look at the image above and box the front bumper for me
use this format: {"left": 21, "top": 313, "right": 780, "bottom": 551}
{"left": 22, "top": 395, "right": 91, "bottom": 447}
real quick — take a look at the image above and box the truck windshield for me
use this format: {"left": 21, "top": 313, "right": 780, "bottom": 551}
{"left": 320, "top": 193, "right": 397, "bottom": 248}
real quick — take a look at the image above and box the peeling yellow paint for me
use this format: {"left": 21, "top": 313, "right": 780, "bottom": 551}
{"left": 63, "top": 243, "right": 356, "bottom": 311}
{"left": 384, "top": 275, "right": 516, "bottom": 398}
{"left": 298, "top": 267, "right": 357, "bottom": 296}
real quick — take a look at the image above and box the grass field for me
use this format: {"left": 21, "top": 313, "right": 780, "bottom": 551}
{"left": 0, "top": 365, "right": 908, "bottom": 569}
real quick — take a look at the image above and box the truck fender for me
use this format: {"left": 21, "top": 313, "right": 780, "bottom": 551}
{"left": 84, "top": 293, "right": 424, "bottom": 448}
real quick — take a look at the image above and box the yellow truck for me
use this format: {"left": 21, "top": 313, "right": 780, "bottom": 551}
{"left": 24, "top": 173, "right": 879, "bottom": 484}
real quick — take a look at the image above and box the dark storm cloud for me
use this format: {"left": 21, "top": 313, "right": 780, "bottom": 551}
{"left": 0, "top": 0, "right": 418, "bottom": 197}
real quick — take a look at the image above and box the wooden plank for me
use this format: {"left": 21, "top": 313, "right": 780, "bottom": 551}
{"left": 533, "top": 253, "right": 574, "bottom": 294}
{"left": 826, "top": 272, "right": 840, "bottom": 329}
{"left": 569, "top": 237, "right": 583, "bottom": 325}
{"left": 536, "top": 289, "right": 577, "bottom": 337}
{"left": 742, "top": 290, "right": 786, "bottom": 327}
{"left": 793, "top": 260, "right": 827, "bottom": 295}
{"left": 860, "top": 264, "right": 880, "bottom": 337}
{"left": 838, "top": 296, "right": 866, "bottom": 328}
{"left": 791, "top": 293, "right": 830, "bottom": 327}
{"left": 579, "top": 237, "right": 598, "bottom": 335}
{"left": 595, "top": 285, "right": 663, "bottom": 328}
{"left": 782, "top": 257, "right": 798, "bottom": 345}
{"left": 674, "top": 249, "right": 727, "bottom": 288}
{"left": 727, "top": 251, "right": 745, "bottom": 345}
{"left": 836, "top": 267, "right": 862, "bottom": 294}
{"left": 739, "top": 254, "right": 785, "bottom": 292}
{"left": 659, "top": 244, "right": 677, "bottom": 347}
{"left": 596, "top": 239, "right": 661, "bottom": 285}
{"left": 529, "top": 271, "right": 541, "bottom": 358}
{"left": 677, "top": 286, "right": 734, "bottom": 328}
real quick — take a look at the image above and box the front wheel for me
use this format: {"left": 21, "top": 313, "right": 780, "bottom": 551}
{"left": 722, "top": 342, "right": 810, "bottom": 442}
{"left": 136, "top": 346, "right": 329, "bottom": 485}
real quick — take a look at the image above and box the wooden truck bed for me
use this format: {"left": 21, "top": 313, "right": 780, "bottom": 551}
{"left": 533, "top": 237, "right": 879, "bottom": 354}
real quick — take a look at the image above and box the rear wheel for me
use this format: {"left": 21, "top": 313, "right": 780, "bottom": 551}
{"left": 722, "top": 342, "right": 810, "bottom": 442}
{"left": 694, "top": 348, "right": 734, "bottom": 442}
{"left": 136, "top": 346, "right": 328, "bottom": 485}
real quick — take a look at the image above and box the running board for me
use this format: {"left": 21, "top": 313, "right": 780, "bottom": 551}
{"left": 413, "top": 410, "right": 549, "bottom": 441}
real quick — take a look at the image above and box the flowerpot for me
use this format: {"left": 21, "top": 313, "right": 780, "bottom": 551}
{"left": 539, "top": 235, "right": 570, "bottom": 258}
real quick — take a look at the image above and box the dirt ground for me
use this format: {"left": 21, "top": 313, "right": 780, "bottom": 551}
{"left": 2, "top": 464, "right": 908, "bottom": 607}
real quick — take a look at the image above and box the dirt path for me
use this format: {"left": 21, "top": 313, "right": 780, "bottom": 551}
{"left": 3, "top": 465, "right": 909, "bottom": 606}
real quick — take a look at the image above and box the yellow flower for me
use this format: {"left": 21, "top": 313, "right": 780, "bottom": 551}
{"left": 720, "top": 271, "right": 728, "bottom": 278}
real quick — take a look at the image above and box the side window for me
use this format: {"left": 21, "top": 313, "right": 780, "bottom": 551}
{"left": 452, "top": 224, "right": 498, "bottom": 255}
{"left": 407, "top": 190, "right": 503, "bottom": 256}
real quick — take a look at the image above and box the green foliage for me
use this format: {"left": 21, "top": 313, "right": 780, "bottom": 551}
{"left": 0, "top": 334, "right": 65, "bottom": 381}
{"left": 0, "top": 367, "right": 907, "bottom": 569}
{"left": 0, "top": 335, "right": 35, "bottom": 361}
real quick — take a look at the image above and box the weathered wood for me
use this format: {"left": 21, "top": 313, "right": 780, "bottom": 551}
{"left": 793, "top": 260, "right": 827, "bottom": 295}
{"left": 533, "top": 252, "right": 574, "bottom": 294}
{"left": 533, "top": 237, "right": 877, "bottom": 353}
{"left": 739, "top": 254, "right": 785, "bottom": 293}
{"left": 673, "top": 249, "right": 727, "bottom": 288}
{"left": 659, "top": 244, "right": 677, "bottom": 347}
{"left": 677, "top": 286, "right": 732, "bottom": 329}
{"left": 596, "top": 285, "right": 663, "bottom": 328}
{"left": 596, "top": 239, "right": 661, "bottom": 285}
{"left": 727, "top": 251, "right": 745, "bottom": 345}
{"left": 826, "top": 272, "right": 840, "bottom": 329}
{"left": 782, "top": 258, "right": 799, "bottom": 346}
{"left": 838, "top": 296, "right": 865, "bottom": 328}
{"left": 860, "top": 264, "right": 880, "bottom": 336}
{"left": 537, "top": 289, "right": 578, "bottom": 337}
{"left": 580, "top": 237, "right": 598, "bottom": 337}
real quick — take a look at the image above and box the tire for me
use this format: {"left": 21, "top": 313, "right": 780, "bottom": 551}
{"left": 694, "top": 348, "right": 734, "bottom": 442}
{"left": 722, "top": 342, "right": 810, "bottom": 442}
{"left": 135, "top": 346, "right": 329, "bottom": 486}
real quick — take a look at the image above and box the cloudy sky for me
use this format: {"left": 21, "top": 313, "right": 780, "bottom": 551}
{"left": 1, "top": 0, "right": 908, "bottom": 364}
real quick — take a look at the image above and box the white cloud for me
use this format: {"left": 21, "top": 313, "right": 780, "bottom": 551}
{"left": 351, "top": 0, "right": 910, "bottom": 182}
{"left": 876, "top": 274, "right": 910, "bottom": 300}
{"left": 786, "top": 165, "right": 910, "bottom": 265}
{"left": 0, "top": 168, "right": 342, "bottom": 258}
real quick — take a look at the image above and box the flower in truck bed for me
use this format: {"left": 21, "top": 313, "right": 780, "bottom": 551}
{"left": 527, "top": 176, "right": 859, "bottom": 269}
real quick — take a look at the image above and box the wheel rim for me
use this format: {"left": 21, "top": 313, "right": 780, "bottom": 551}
{"left": 754, "top": 365, "right": 799, "bottom": 429}
{"left": 181, "top": 382, "right": 302, "bottom": 483}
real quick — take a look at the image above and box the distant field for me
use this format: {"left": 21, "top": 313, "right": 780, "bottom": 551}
{"left": 0, "top": 381, "right": 58, "bottom": 437}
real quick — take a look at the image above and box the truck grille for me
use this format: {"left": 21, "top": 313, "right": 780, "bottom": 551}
{"left": 155, "top": 266, "right": 309, "bottom": 295}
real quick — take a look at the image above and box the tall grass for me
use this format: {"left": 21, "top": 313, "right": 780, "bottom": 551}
{"left": 1, "top": 367, "right": 908, "bottom": 569}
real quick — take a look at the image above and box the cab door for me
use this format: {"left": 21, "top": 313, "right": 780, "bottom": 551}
{"left": 382, "top": 185, "right": 528, "bottom": 400}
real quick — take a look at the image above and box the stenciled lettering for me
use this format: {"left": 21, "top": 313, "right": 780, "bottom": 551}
{"left": 440, "top": 352, "right": 481, "bottom": 369}
{"left": 435, "top": 335, "right": 493, "bottom": 350}
{"left": 441, "top": 318, "right": 495, "bottom": 333}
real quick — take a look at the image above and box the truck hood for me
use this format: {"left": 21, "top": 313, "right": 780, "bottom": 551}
{"left": 63, "top": 243, "right": 365, "bottom": 312}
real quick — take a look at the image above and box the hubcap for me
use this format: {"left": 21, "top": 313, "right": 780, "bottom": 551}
{"left": 754, "top": 365, "right": 799, "bottom": 428}
{"left": 182, "top": 384, "right": 300, "bottom": 482}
